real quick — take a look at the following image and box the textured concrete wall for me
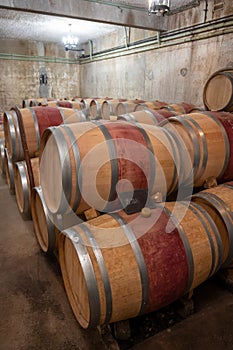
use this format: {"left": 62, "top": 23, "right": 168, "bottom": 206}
{"left": 79, "top": 0, "right": 233, "bottom": 106}
{"left": 0, "top": 40, "right": 80, "bottom": 113}
{"left": 80, "top": 32, "right": 233, "bottom": 106}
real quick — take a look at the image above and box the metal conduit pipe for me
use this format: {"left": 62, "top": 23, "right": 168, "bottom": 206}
{"left": 0, "top": 53, "right": 77, "bottom": 63}
{"left": 79, "top": 15, "right": 232, "bottom": 60}
{"left": 79, "top": 27, "right": 233, "bottom": 63}
{"left": 79, "top": 18, "right": 233, "bottom": 63}
{"left": 88, "top": 39, "right": 93, "bottom": 61}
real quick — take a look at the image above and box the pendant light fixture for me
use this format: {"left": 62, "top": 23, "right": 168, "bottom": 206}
{"left": 148, "top": 0, "right": 170, "bottom": 16}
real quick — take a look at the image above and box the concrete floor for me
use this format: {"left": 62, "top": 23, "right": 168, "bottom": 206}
{"left": 0, "top": 174, "right": 233, "bottom": 350}
{"left": 0, "top": 176, "right": 106, "bottom": 350}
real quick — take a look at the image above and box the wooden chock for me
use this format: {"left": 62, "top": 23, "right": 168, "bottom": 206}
{"left": 113, "top": 320, "right": 131, "bottom": 341}
{"left": 217, "top": 268, "right": 233, "bottom": 293}
{"left": 204, "top": 176, "right": 218, "bottom": 189}
{"left": 109, "top": 115, "right": 118, "bottom": 122}
{"left": 177, "top": 292, "right": 195, "bottom": 319}
{"left": 98, "top": 325, "right": 120, "bottom": 350}
{"left": 84, "top": 207, "right": 100, "bottom": 221}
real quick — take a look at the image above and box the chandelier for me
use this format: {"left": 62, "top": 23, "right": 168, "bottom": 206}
{"left": 62, "top": 24, "right": 85, "bottom": 56}
{"left": 148, "top": 0, "right": 170, "bottom": 16}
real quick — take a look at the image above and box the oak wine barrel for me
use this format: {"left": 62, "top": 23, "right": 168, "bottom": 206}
{"left": 46, "top": 100, "right": 84, "bottom": 110}
{"left": 162, "top": 104, "right": 186, "bottom": 114}
{"left": 133, "top": 101, "right": 158, "bottom": 110}
{"left": 180, "top": 102, "right": 198, "bottom": 113}
{"left": 117, "top": 110, "right": 161, "bottom": 125}
{"left": 152, "top": 100, "right": 168, "bottom": 109}
{"left": 31, "top": 186, "right": 81, "bottom": 254}
{"left": 134, "top": 101, "right": 167, "bottom": 111}
{"left": 161, "top": 112, "right": 230, "bottom": 187}
{"left": 192, "top": 183, "right": 233, "bottom": 267}
{"left": 58, "top": 201, "right": 222, "bottom": 328}
{"left": 30, "top": 98, "right": 49, "bottom": 107}
{"left": 39, "top": 120, "right": 182, "bottom": 214}
{"left": 204, "top": 111, "right": 233, "bottom": 183}
{"left": 203, "top": 68, "right": 233, "bottom": 112}
{"left": 0, "top": 139, "right": 6, "bottom": 176}
{"left": 90, "top": 99, "right": 106, "bottom": 119}
{"left": 134, "top": 105, "right": 177, "bottom": 119}
{"left": 3, "top": 106, "right": 86, "bottom": 161}
{"left": 80, "top": 98, "right": 93, "bottom": 117}
{"left": 4, "top": 147, "right": 15, "bottom": 194}
{"left": 22, "top": 99, "right": 32, "bottom": 108}
{"left": 26, "top": 98, "right": 56, "bottom": 107}
{"left": 3, "top": 110, "right": 23, "bottom": 161}
{"left": 116, "top": 102, "right": 138, "bottom": 116}
{"left": 14, "top": 157, "right": 40, "bottom": 218}
{"left": 101, "top": 100, "right": 121, "bottom": 119}
{"left": 71, "top": 97, "right": 83, "bottom": 102}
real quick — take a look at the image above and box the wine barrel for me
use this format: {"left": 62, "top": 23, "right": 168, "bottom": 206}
{"left": 90, "top": 99, "right": 106, "bottom": 119}
{"left": 101, "top": 100, "right": 121, "bottom": 119}
{"left": 4, "top": 148, "right": 15, "bottom": 194}
{"left": 31, "top": 186, "right": 82, "bottom": 254}
{"left": 134, "top": 101, "right": 168, "bottom": 111}
{"left": 3, "top": 110, "right": 23, "bottom": 161}
{"left": 22, "top": 99, "right": 31, "bottom": 108}
{"left": 70, "top": 96, "right": 82, "bottom": 102}
{"left": 80, "top": 98, "right": 93, "bottom": 117}
{"left": 26, "top": 98, "right": 56, "bottom": 107}
{"left": 134, "top": 102, "right": 158, "bottom": 110}
{"left": 162, "top": 112, "right": 230, "bottom": 187}
{"left": 14, "top": 157, "right": 40, "bottom": 218}
{"left": 39, "top": 121, "right": 182, "bottom": 214}
{"left": 0, "top": 139, "right": 6, "bottom": 176}
{"left": 134, "top": 105, "right": 177, "bottom": 119}
{"left": 192, "top": 183, "right": 233, "bottom": 267}
{"left": 46, "top": 100, "right": 84, "bottom": 110}
{"left": 117, "top": 110, "right": 161, "bottom": 125}
{"left": 116, "top": 102, "right": 137, "bottom": 116}
{"left": 3, "top": 106, "right": 86, "bottom": 161}
{"left": 152, "top": 100, "right": 168, "bottom": 109}
{"left": 162, "top": 104, "right": 187, "bottom": 114}
{"left": 189, "top": 107, "right": 206, "bottom": 113}
{"left": 31, "top": 186, "right": 56, "bottom": 254}
{"left": 180, "top": 102, "right": 197, "bottom": 113}
{"left": 58, "top": 202, "right": 222, "bottom": 328}
{"left": 30, "top": 98, "right": 49, "bottom": 107}
{"left": 203, "top": 69, "right": 233, "bottom": 112}
{"left": 203, "top": 111, "right": 233, "bottom": 183}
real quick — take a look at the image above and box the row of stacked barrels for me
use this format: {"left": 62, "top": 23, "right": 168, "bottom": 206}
{"left": 1, "top": 97, "right": 195, "bottom": 220}
{"left": 22, "top": 96, "right": 203, "bottom": 120}
{"left": 37, "top": 109, "right": 233, "bottom": 329}
{"left": 0, "top": 66, "right": 232, "bottom": 329}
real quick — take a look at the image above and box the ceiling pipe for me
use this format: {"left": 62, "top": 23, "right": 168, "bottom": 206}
{"left": 88, "top": 39, "right": 93, "bottom": 61}
{"left": 124, "top": 27, "right": 130, "bottom": 48}
{"left": 79, "top": 16, "right": 233, "bottom": 63}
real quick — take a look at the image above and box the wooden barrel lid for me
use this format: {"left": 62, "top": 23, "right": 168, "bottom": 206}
{"left": 203, "top": 70, "right": 233, "bottom": 111}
